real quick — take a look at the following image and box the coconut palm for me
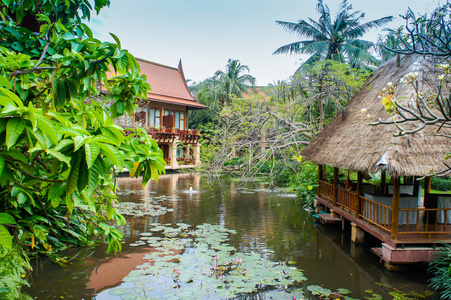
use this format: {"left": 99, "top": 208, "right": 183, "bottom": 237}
{"left": 273, "top": 0, "right": 393, "bottom": 70}
{"left": 213, "top": 59, "right": 256, "bottom": 106}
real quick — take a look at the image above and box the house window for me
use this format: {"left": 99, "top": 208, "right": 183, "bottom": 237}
{"left": 155, "top": 109, "right": 161, "bottom": 128}
{"left": 180, "top": 112, "right": 185, "bottom": 130}
{"left": 175, "top": 112, "right": 180, "bottom": 130}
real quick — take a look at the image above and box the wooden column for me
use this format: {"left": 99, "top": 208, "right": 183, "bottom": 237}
{"left": 356, "top": 171, "right": 363, "bottom": 219}
{"left": 424, "top": 176, "right": 431, "bottom": 198}
{"left": 391, "top": 176, "right": 400, "bottom": 239}
{"left": 318, "top": 165, "right": 323, "bottom": 196}
{"left": 381, "top": 171, "right": 387, "bottom": 195}
{"left": 413, "top": 176, "right": 420, "bottom": 198}
{"left": 333, "top": 167, "right": 339, "bottom": 205}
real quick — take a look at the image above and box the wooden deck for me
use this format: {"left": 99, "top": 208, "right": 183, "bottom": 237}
{"left": 315, "top": 196, "right": 451, "bottom": 248}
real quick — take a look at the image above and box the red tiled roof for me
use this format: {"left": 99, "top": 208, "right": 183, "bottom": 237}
{"left": 136, "top": 58, "right": 207, "bottom": 110}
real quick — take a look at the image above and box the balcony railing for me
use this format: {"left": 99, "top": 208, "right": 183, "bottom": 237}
{"left": 359, "top": 196, "right": 392, "bottom": 233}
{"left": 317, "top": 179, "right": 451, "bottom": 237}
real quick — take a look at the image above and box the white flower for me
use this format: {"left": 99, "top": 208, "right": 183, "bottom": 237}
{"left": 361, "top": 108, "right": 367, "bottom": 113}
{"left": 439, "top": 74, "right": 445, "bottom": 81}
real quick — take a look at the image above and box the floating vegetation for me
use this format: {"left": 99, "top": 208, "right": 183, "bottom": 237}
{"left": 114, "top": 195, "right": 178, "bottom": 217}
{"left": 306, "top": 284, "right": 435, "bottom": 300}
{"left": 307, "top": 285, "right": 356, "bottom": 299}
{"left": 111, "top": 223, "right": 306, "bottom": 299}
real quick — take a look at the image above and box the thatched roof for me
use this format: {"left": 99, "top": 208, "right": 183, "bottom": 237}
{"left": 301, "top": 54, "right": 451, "bottom": 177}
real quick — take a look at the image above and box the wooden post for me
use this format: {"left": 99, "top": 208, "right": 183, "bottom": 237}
{"left": 424, "top": 176, "right": 431, "bottom": 198}
{"left": 356, "top": 171, "right": 363, "bottom": 219}
{"left": 391, "top": 176, "right": 400, "bottom": 239}
{"left": 381, "top": 171, "right": 387, "bottom": 195}
{"left": 333, "top": 167, "right": 339, "bottom": 205}
{"left": 318, "top": 165, "right": 323, "bottom": 196}
{"left": 413, "top": 176, "right": 420, "bottom": 198}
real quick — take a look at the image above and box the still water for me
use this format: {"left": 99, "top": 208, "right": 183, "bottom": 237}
{"left": 25, "top": 173, "right": 436, "bottom": 299}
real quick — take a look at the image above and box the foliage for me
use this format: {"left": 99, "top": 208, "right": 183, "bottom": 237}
{"left": 382, "top": 2, "right": 451, "bottom": 57}
{"left": 0, "top": 244, "right": 32, "bottom": 300}
{"left": 431, "top": 177, "right": 451, "bottom": 192}
{"left": 293, "top": 59, "right": 370, "bottom": 128}
{"left": 429, "top": 244, "right": 451, "bottom": 299}
{"left": 198, "top": 60, "right": 367, "bottom": 188}
{"left": 289, "top": 160, "right": 318, "bottom": 208}
{"left": 377, "top": 26, "right": 406, "bottom": 62}
{"left": 274, "top": 0, "right": 393, "bottom": 70}
{"left": 0, "top": 0, "right": 165, "bottom": 259}
{"left": 188, "top": 58, "right": 256, "bottom": 128}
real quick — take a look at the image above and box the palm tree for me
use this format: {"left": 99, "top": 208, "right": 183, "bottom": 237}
{"left": 213, "top": 59, "right": 256, "bottom": 106}
{"left": 273, "top": 0, "right": 393, "bottom": 70}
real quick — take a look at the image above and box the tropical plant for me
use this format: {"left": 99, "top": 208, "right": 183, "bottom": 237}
{"left": 429, "top": 244, "right": 451, "bottom": 299}
{"left": 273, "top": 0, "right": 393, "bottom": 70}
{"left": 212, "top": 58, "right": 256, "bottom": 107}
{"left": 383, "top": 2, "right": 451, "bottom": 57}
{"left": 0, "top": 0, "right": 165, "bottom": 263}
{"left": 377, "top": 27, "right": 406, "bottom": 62}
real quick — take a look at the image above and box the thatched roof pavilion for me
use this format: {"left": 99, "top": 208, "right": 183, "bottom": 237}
{"left": 302, "top": 54, "right": 451, "bottom": 177}
{"left": 302, "top": 54, "right": 451, "bottom": 266}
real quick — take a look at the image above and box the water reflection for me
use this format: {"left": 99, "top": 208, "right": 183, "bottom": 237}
{"left": 24, "top": 174, "right": 437, "bottom": 299}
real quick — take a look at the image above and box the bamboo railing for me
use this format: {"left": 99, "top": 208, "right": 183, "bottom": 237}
{"left": 359, "top": 196, "right": 392, "bottom": 232}
{"left": 317, "top": 179, "right": 451, "bottom": 239}
{"left": 336, "top": 187, "right": 359, "bottom": 214}
{"left": 318, "top": 180, "right": 334, "bottom": 202}
{"left": 398, "top": 208, "right": 451, "bottom": 238}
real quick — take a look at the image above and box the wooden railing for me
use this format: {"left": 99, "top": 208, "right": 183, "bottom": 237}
{"left": 359, "top": 196, "right": 392, "bottom": 233}
{"left": 337, "top": 187, "right": 359, "bottom": 213}
{"left": 398, "top": 208, "right": 451, "bottom": 237}
{"left": 318, "top": 180, "right": 334, "bottom": 202}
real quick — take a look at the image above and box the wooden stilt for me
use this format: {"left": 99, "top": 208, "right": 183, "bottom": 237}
{"left": 381, "top": 171, "right": 387, "bottom": 195}
{"left": 391, "top": 177, "right": 400, "bottom": 239}
{"left": 356, "top": 171, "right": 363, "bottom": 219}
{"left": 333, "top": 167, "right": 339, "bottom": 205}
{"left": 318, "top": 165, "right": 323, "bottom": 197}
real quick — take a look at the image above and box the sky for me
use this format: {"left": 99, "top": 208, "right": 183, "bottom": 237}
{"left": 88, "top": 0, "right": 439, "bottom": 86}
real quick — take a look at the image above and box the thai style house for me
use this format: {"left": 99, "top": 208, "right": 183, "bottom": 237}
{"left": 302, "top": 54, "right": 451, "bottom": 269}
{"left": 115, "top": 58, "right": 208, "bottom": 169}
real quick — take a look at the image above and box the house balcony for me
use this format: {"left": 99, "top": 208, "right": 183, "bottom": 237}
{"left": 124, "top": 127, "right": 201, "bottom": 170}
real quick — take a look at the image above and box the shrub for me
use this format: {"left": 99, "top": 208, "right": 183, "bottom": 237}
{"left": 289, "top": 161, "right": 318, "bottom": 208}
{"left": 431, "top": 177, "right": 451, "bottom": 192}
{"left": 429, "top": 244, "right": 451, "bottom": 299}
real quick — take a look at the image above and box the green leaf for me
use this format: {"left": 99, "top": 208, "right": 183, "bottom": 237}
{"left": 0, "top": 213, "right": 16, "bottom": 225}
{"left": 6, "top": 118, "right": 26, "bottom": 149}
{"left": 109, "top": 32, "right": 121, "bottom": 49}
{"left": 0, "top": 155, "right": 4, "bottom": 176}
{"left": 46, "top": 149, "right": 71, "bottom": 167}
{"left": 66, "top": 151, "right": 81, "bottom": 195}
{"left": 65, "top": 196, "right": 74, "bottom": 214}
{"left": 62, "top": 31, "right": 76, "bottom": 41}
{"left": 77, "top": 154, "right": 89, "bottom": 191}
{"left": 98, "top": 143, "right": 124, "bottom": 169}
{"left": 0, "top": 75, "right": 11, "bottom": 89}
{"left": 73, "top": 135, "right": 86, "bottom": 151}
{"left": 0, "top": 225, "right": 12, "bottom": 249}
{"left": 0, "top": 87, "right": 24, "bottom": 108}
{"left": 85, "top": 142, "right": 100, "bottom": 168}
{"left": 37, "top": 116, "right": 58, "bottom": 145}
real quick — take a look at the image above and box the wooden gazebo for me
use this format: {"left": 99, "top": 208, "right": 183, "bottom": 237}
{"left": 302, "top": 54, "right": 451, "bottom": 268}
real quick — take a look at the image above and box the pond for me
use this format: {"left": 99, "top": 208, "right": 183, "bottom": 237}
{"left": 24, "top": 173, "right": 437, "bottom": 299}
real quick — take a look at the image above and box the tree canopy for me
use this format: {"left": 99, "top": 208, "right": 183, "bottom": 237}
{"left": 274, "top": 0, "right": 393, "bottom": 70}
{"left": 0, "top": 0, "right": 165, "bottom": 264}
